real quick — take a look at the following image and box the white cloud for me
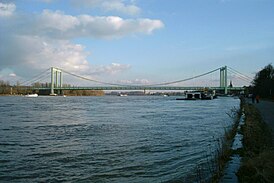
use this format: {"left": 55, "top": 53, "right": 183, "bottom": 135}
{"left": 29, "top": 10, "right": 163, "bottom": 39}
{"left": 0, "top": 68, "right": 19, "bottom": 83}
{"left": 0, "top": 35, "right": 90, "bottom": 75}
{"left": 103, "top": 63, "right": 131, "bottom": 74}
{"left": 118, "top": 78, "right": 150, "bottom": 85}
{"left": 0, "top": 2, "right": 16, "bottom": 17}
{"left": 71, "top": 0, "right": 141, "bottom": 15}
{"left": 0, "top": 34, "right": 131, "bottom": 80}
{"left": 90, "top": 63, "right": 131, "bottom": 75}
{"left": 0, "top": 2, "right": 164, "bottom": 82}
{"left": 38, "top": 10, "right": 80, "bottom": 32}
{"left": 102, "top": 0, "right": 140, "bottom": 15}
{"left": 9, "top": 73, "right": 16, "bottom": 77}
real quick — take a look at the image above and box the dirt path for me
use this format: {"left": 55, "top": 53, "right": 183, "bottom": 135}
{"left": 253, "top": 100, "right": 274, "bottom": 145}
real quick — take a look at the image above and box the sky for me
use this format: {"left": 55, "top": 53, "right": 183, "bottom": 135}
{"left": 0, "top": 0, "right": 274, "bottom": 86}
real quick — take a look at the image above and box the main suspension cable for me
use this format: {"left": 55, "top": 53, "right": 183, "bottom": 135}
{"left": 59, "top": 67, "right": 222, "bottom": 87}
{"left": 227, "top": 66, "right": 253, "bottom": 80}
{"left": 227, "top": 68, "right": 252, "bottom": 83}
{"left": 20, "top": 68, "right": 50, "bottom": 86}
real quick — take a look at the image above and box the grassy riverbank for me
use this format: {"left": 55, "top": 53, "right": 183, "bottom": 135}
{"left": 211, "top": 99, "right": 274, "bottom": 182}
{"left": 210, "top": 101, "right": 243, "bottom": 182}
{"left": 237, "top": 103, "right": 274, "bottom": 182}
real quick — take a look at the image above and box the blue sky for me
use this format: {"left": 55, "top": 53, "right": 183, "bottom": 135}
{"left": 0, "top": 0, "right": 274, "bottom": 86}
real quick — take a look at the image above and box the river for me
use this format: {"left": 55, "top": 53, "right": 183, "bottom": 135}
{"left": 0, "top": 96, "right": 239, "bottom": 182}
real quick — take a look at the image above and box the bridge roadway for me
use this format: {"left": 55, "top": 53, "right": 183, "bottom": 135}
{"left": 32, "top": 86, "right": 244, "bottom": 91}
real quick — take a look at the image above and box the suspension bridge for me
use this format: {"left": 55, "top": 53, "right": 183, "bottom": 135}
{"left": 19, "top": 66, "right": 252, "bottom": 95}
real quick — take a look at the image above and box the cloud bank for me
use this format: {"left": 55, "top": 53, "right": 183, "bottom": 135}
{"left": 31, "top": 10, "right": 164, "bottom": 39}
{"left": 0, "top": 2, "right": 164, "bottom": 83}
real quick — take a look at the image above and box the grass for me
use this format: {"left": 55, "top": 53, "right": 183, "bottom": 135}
{"left": 209, "top": 104, "right": 242, "bottom": 183}
{"left": 185, "top": 97, "right": 274, "bottom": 182}
{"left": 189, "top": 101, "right": 243, "bottom": 183}
{"left": 237, "top": 103, "right": 274, "bottom": 182}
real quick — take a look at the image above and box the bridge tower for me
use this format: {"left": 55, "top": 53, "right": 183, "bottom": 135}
{"left": 220, "top": 66, "right": 228, "bottom": 95}
{"left": 50, "top": 67, "right": 63, "bottom": 95}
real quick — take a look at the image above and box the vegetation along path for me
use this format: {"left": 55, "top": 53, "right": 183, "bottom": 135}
{"left": 255, "top": 100, "right": 274, "bottom": 144}
{"left": 236, "top": 100, "right": 274, "bottom": 182}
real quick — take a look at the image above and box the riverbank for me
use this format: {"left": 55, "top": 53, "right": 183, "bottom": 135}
{"left": 214, "top": 98, "right": 274, "bottom": 182}
{"left": 237, "top": 100, "right": 274, "bottom": 182}
{"left": 211, "top": 98, "right": 243, "bottom": 183}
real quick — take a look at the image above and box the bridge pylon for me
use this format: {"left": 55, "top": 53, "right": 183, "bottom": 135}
{"left": 50, "top": 67, "right": 63, "bottom": 95}
{"left": 220, "top": 66, "right": 228, "bottom": 94}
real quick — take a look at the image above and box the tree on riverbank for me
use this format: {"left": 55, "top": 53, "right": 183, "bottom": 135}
{"left": 64, "top": 90, "right": 104, "bottom": 96}
{"left": 252, "top": 64, "right": 274, "bottom": 98}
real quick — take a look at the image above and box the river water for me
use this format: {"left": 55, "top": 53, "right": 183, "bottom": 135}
{"left": 0, "top": 96, "right": 239, "bottom": 182}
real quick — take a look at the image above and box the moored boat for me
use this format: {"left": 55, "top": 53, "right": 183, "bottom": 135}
{"left": 176, "top": 91, "right": 215, "bottom": 100}
{"left": 25, "top": 94, "right": 38, "bottom": 97}
{"left": 118, "top": 93, "right": 128, "bottom": 97}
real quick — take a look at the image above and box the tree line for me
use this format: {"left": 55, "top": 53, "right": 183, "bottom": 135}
{"left": 0, "top": 80, "right": 19, "bottom": 95}
{"left": 0, "top": 81, "right": 104, "bottom": 96}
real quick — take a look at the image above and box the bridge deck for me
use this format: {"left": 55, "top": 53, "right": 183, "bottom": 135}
{"left": 29, "top": 86, "right": 244, "bottom": 91}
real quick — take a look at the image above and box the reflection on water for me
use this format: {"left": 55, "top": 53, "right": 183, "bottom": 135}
{"left": 0, "top": 96, "right": 239, "bottom": 182}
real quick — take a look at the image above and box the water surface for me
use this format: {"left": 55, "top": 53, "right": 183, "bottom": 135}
{"left": 0, "top": 96, "right": 239, "bottom": 182}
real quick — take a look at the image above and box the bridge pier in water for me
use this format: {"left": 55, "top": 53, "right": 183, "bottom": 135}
{"left": 50, "top": 67, "right": 63, "bottom": 95}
